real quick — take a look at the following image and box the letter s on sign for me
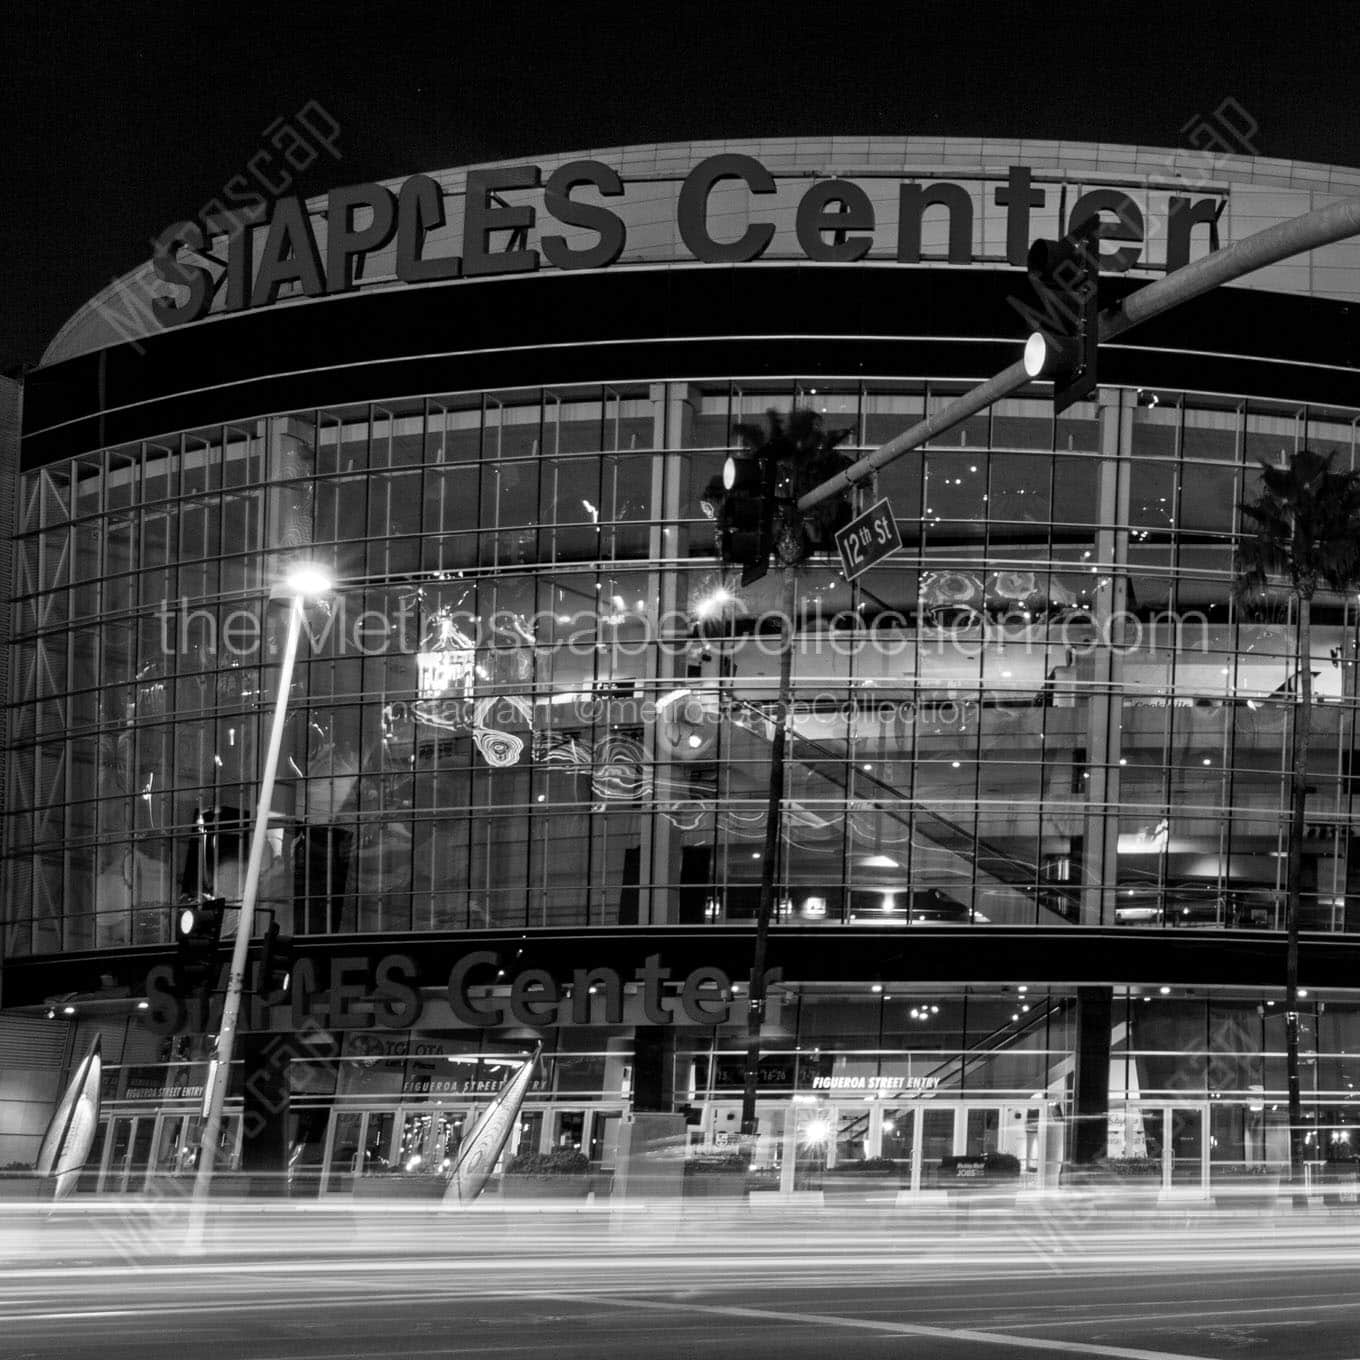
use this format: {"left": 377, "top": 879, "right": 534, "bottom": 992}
{"left": 152, "top": 221, "right": 213, "bottom": 327}
{"left": 374, "top": 953, "right": 422, "bottom": 1029}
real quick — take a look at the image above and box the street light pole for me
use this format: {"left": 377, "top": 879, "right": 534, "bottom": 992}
{"left": 189, "top": 567, "right": 330, "bottom": 1229}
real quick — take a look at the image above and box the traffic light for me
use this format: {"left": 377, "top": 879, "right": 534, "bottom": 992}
{"left": 257, "top": 920, "right": 294, "bottom": 1001}
{"left": 174, "top": 895, "right": 225, "bottom": 997}
{"left": 1022, "top": 217, "right": 1101, "bottom": 413}
{"left": 706, "top": 451, "right": 774, "bottom": 586}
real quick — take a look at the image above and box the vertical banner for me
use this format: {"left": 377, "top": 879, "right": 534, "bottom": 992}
{"left": 35, "top": 1035, "right": 102, "bottom": 1200}
{"left": 443, "top": 1046, "right": 540, "bottom": 1206}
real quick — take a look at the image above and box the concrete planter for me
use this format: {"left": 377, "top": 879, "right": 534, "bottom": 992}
{"left": 1211, "top": 1176, "right": 1281, "bottom": 1209}
{"left": 0, "top": 1174, "right": 45, "bottom": 1199}
{"left": 353, "top": 1176, "right": 448, "bottom": 1200}
{"left": 500, "top": 1175, "right": 591, "bottom": 1200}
{"left": 820, "top": 1174, "right": 906, "bottom": 1200}
{"left": 683, "top": 1172, "right": 747, "bottom": 1199}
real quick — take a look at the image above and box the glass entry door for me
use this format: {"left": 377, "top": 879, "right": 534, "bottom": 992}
{"left": 397, "top": 1106, "right": 471, "bottom": 1175}
{"left": 98, "top": 1112, "right": 241, "bottom": 1191}
{"left": 324, "top": 1108, "right": 399, "bottom": 1191}
{"left": 100, "top": 1115, "right": 152, "bottom": 1192}
{"left": 883, "top": 1100, "right": 1051, "bottom": 1193}
{"left": 1140, "top": 1105, "right": 1209, "bottom": 1192}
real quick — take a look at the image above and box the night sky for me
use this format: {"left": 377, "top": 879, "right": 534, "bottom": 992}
{"left": 6, "top": 0, "right": 1360, "bottom": 371}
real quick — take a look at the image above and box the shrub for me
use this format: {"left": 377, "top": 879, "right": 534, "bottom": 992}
{"left": 684, "top": 1152, "right": 750, "bottom": 1175}
{"left": 504, "top": 1149, "right": 590, "bottom": 1178}
{"left": 1102, "top": 1156, "right": 1162, "bottom": 1178}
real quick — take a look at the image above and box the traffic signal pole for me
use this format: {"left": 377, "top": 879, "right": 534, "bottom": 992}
{"left": 797, "top": 194, "right": 1360, "bottom": 512}
{"left": 739, "top": 566, "right": 797, "bottom": 1138}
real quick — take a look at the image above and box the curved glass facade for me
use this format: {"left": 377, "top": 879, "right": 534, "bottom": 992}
{"left": 8, "top": 379, "right": 1360, "bottom": 955}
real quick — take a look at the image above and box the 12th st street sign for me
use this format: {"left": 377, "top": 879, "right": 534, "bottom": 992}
{"left": 835, "top": 498, "right": 902, "bottom": 581}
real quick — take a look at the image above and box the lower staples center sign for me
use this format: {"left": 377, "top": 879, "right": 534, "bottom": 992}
{"left": 835, "top": 498, "right": 902, "bottom": 582}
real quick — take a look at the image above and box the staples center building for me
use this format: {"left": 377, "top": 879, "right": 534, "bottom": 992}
{"left": 7, "top": 135, "right": 1360, "bottom": 1195}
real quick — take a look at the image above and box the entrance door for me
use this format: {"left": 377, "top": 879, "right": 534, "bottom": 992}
{"left": 1139, "top": 1105, "right": 1208, "bottom": 1192}
{"left": 324, "top": 1109, "right": 398, "bottom": 1191}
{"left": 100, "top": 1115, "right": 155, "bottom": 1193}
{"left": 397, "top": 1106, "right": 471, "bottom": 1174}
{"left": 99, "top": 1112, "right": 242, "bottom": 1191}
{"left": 883, "top": 1100, "right": 1051, "bottom": 1193}
{"left": 150, "top": 1114, "right": 202, "bottom": 1183}
{"left": 830, "top": 1105, "right": 873, "bottom": 1165}
{"left": 549, "top": 1107, "right": 629, "bottom": 1166}
{"left": 589, "top": 1112, "right": 622, "bottom": 1175}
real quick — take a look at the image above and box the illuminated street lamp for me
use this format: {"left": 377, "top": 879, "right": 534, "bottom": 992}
{"left": 190, "top": 564, "right": 332, "bottom": 1223}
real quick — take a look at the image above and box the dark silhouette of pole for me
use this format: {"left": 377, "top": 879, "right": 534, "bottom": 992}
{"left": 1284, "top": 598, "right": 1312, "bottom": 1182}
{"left": 740, "top": 567, "right": 796, "bottom": 1139}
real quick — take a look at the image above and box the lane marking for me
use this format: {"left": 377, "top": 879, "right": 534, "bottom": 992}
{"left": 987, "top": 1296, "right": 1360, "bottom": 1331}
{"left": 534, "top": 1291, "right": 1217, "bottom": 1360}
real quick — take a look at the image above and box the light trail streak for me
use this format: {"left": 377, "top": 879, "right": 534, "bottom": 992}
{"left": 534, "top": 1290, "right": 1217, "bottom": 1360}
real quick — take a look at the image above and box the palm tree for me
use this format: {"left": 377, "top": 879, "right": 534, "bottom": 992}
{"left": 731, "top": 407, "right": 855, "bottom": 568}
{"left": 1235, "top": 448, "right": 1360, "bottom": 1181}
{"left": 723, "top": 409, "right": 853, "bottom": 1140}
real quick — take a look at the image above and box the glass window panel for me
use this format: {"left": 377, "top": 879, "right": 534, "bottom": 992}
{"left": 548, "top": 394, "right": 604, "bottom": 455}
{"left": 609, "top": 391, "right": 654, "bottom": 453}
{"left": 1182, "top": 403, "right": 1241, "bottom": 463}
{"left": 1306, "top": 409, "right": 1356, "bottom": 463}
{"left": 367, "top": 470, "right": 422, "bottom": 539}
{"left": 142, "top": 442, "right": 177, "bottom": 503}
{"left": 423, "top": 465, "right": 480, "bottom": 534}
{"left": 1178, "top": 461, "right": 1239, "bottom": 533}
{"left": 988, "top": 453, "right": 1051, "bottom": 530}
{"left": 687, "top": 390, "right": 735, "bottom": 450}
{"left": 1128, "top": 460, "right": 1177, "bottom": 534}
{"left": 733, "top": 385, "right": 797, "bottom": 427}
{"left": 181, "top": 431, "right": 219, "bottom": 496}
{"left": 368, "top": 403, "right": 424, "bottom": 468}
{"left": 42, "top": 528, "right": 71, "bottom": 591}
{"left": 1132, "top": 402, "right": 1178, "bottom": 458}
{"left": 315, "top": 410, "right": 368, "bottom": 477}
{"left": 178, "top": 500, "right": 220, "bottom": 569}
{"left": 315, "top": 476, "right": 366, "bottom": 544}
{"left": 922, "top": 449, "right": 987, "bottom": 539}
{"left": 862, "top": 387, "right": 924, "bottom": 450}
{"left": 105, "top": 447, "right": 138, "bottom": 510}
{"left": 73, "top": 455, "right": 103, "bottom": 517}
{"left": 1051, "top": 453, "right": 1099, "bottom": 526}
{"left": 487, "top": 397, "right": 542, "bottom": 460}
{"left": 1055, "top": 400, "right": 1099, "bottom": 452}
{"left": 1245, "top": 403, "right": 1303, "bottom": 465}
{"left": 991, "top": 397, "right": 1052, "bottom": 450}
{"left": 427, "top": 399, "right": 484, "bottom": 463}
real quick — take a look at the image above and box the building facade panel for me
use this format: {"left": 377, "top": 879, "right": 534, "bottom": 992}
{"left": 8, "top": 138, "right": 1360, "bottom": 1194}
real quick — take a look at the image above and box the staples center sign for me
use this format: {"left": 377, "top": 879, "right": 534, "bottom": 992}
{"left": 142, "top": 949, "right": 745, "bottom": 1036}
{"left": 150, "top": 154, "right": 1225, "bottom": 327}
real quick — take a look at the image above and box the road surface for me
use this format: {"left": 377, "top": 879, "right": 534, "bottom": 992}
{"left": 2, "top": 1199, "right": 1359, "bottom": 1358}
